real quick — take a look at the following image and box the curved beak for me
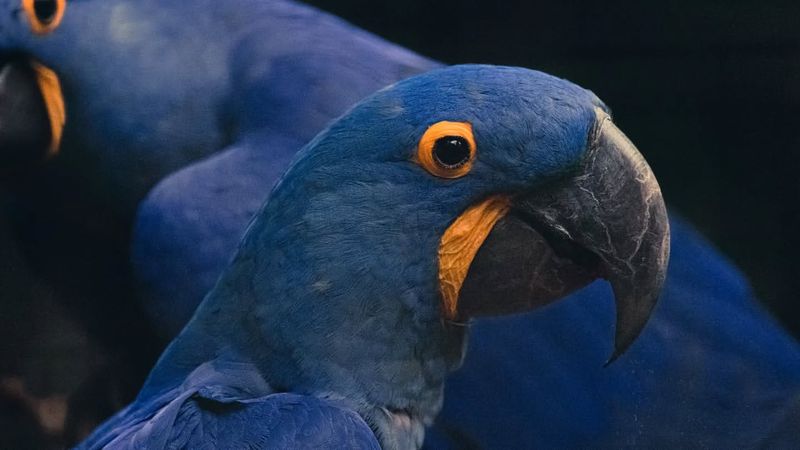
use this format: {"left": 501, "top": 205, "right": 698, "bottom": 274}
{"left": 0, "top": 57, "right": 65, "bottom": 172}
{"left": 454, "top": 109, "right": 670, "bottom": 362}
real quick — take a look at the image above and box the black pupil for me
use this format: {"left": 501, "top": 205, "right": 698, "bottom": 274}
{"left": 433, "top": 136, "right": 471, "bottom": 168}
{"left": 33, "top": 0, "right": 57, "bottom": 23}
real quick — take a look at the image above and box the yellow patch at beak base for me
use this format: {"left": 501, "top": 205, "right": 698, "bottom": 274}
{"left": 31, "top": 61, "right": 65, "bottom": 158}
{"left": 439, "top": 195, "right": 511, "bottom": 319}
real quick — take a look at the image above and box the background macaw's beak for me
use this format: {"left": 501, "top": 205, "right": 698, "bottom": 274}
{"left": 0, "top": 57, "right": 65, "bottom": 172}
{"left": 458, "top": 109, "right": 670, "bottom": 361}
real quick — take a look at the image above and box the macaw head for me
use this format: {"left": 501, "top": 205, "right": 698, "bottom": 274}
{"left": 0, "top": 0, "right": 69, "bottom": 168}
{"left": 0, "top": 0, "right": 237, "bottom": 203}
{"left": 171, "top": 64, "right": 668, "bottom": 447}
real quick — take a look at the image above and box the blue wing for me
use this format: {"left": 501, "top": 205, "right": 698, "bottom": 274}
{"left": 432, "top": 216, "right": 800, "bottom": 449}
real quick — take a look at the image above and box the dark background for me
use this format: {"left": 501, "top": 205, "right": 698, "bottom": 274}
{"left": 309, "top": 0, "right": 800, "bottom": 333}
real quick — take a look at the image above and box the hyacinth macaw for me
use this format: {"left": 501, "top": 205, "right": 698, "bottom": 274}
{"left": 0, "top": 0, "right": 797, "bottom": 447}
{"left": 80, "top": 64, "right": 670, "bottom": 449}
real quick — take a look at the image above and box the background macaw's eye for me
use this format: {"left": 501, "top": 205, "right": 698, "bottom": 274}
{"left": 34, "top": 0, "right": 57, "bottom": 22}
{"left": 22, "top": 0, "right": 66, "bottom": 35}
{"left": 417, "top": 121, "right": 476, "bottom": 178}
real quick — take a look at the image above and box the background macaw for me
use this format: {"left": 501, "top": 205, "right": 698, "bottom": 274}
{"left": 80, "top": 64, "right": 671, "bottom": 450}
{"left": 0, "top": 0, "right": 796, "bottom": 448}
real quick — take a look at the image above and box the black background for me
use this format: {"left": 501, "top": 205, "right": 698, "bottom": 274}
{"left": 309, "top": 0, "right": 800, "bottom": 333}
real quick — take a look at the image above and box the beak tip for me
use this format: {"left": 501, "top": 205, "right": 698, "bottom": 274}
{"left": 603, "top": 352, "right": 621, "bottom": 367}
{"left": 605, "top": 322, "right": 648, "bottom": 367}
{"left": 607, "top": 266, "right": 667, "bottom": 365}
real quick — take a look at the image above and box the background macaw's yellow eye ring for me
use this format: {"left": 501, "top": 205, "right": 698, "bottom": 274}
{"left": 22, "top": 0, "right": 66, "bottom": 35}
{"left": 417, "top": 121, "right": 476, "bottom": 178}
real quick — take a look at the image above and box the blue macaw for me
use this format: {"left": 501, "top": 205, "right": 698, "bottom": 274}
{"left": 80, "top": 64, "right": 671, "bottom": 449}
{"left": 0, "top": 0, "right": 796, "bottom": 447}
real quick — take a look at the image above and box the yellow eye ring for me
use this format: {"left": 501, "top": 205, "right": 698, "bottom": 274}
{"left": 417, "top": 121, "right": 476, "bottom": 179}
{"left": 22, "top": 0, "right": 66, "bottom": 35}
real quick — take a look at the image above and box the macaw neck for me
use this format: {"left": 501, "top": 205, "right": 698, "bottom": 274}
{"left": 140, "top": 167, "right": 467, "bottom": 448}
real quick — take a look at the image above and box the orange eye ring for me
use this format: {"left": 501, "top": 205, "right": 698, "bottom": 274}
{"left": 22, "top": 0, "right": 66, "bottom": 35}
{"left": 417, "top": 121, "right": 476, "bottom": 179}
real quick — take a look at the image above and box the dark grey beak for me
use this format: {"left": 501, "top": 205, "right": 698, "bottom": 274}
{"left": 0, "top": 58, "right": 57, "bottom": 171}
{"left": 458, "top": 109, "right": 670, "bottom": 362}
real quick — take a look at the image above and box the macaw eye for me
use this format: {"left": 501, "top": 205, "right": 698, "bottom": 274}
{"left": 417, "top": 121, "right": 476, "bottom": 179}
{"left": 22, "top": 0, "right": 66, "bottom": 35}
{"left": 433, "top": 136, "right": 471, "bottom": 168}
